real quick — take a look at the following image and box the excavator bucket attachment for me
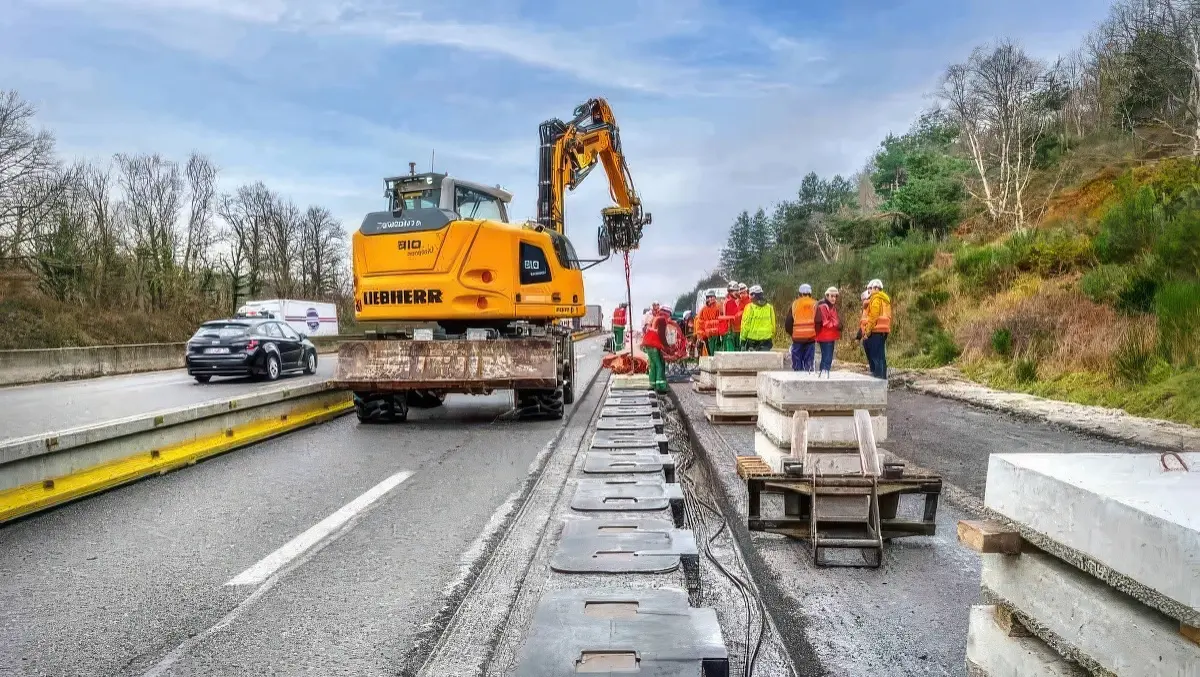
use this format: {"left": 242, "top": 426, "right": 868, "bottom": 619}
{"left": 331, "top": 338, "right": 560, "bottom": 392}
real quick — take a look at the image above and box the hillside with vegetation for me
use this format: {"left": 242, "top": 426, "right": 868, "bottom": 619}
{"left": 680, "top": 0, "right": 1200, "bottom": 426}
{"left": 0, "top": 90, "right": 351, "bottom": 349}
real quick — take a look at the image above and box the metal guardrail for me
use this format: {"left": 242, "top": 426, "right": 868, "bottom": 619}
{"left": 0, "top": 382, "right": 352, "bottom": 522}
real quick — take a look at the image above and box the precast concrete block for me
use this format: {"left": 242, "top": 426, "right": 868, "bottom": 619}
{"left": 715, "top": 391, "right": 757, "bottom": 415}
{"left": 698, "top": 356, "right": 715, "bottom": 373}
{"left": 695, "top": 370, "right": 715, "bottom": 389}
{"left": 757, "top": 370, "right": 887, "bottom": 412}
{"left": 714, "top": 373, "right": 758, "bottom": 395}
{"left": 753, "top": 431, "right": 873, "bottom": 476}
{"left": 756, "top": 401, "right": 887, "bottom": 448}
{"left": 985, "top": 452, "right": 1200, "bottom": 624}
{"left": 981, "top": 550, "right": 1200, "bottom": 676}
{"left": 966, "top": 605, "right": 1086, "bottom": 677}
{"left": 711, "top": 351, "right": 788, "bottom": 373}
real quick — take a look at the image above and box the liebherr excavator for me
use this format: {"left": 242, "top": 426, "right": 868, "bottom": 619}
{"left": 332, "top": 98, "right": 650, "bottom": 422}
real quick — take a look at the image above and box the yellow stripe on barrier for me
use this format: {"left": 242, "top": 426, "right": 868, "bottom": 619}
{"left": 0, "top": 395, "right": 353, "bottom": 523}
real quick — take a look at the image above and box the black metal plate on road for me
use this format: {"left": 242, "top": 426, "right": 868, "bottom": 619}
{"left": 550, "top": 519, "right": 697, "bottom": 574}
{"left": 592, "top": 429, "right": 669, "bottom": 453}
{"left": 606, "top": 388, "right": 655, "bottom": 398}
{"left": 595, "top": 416, "right": 664, "bottom": 434}
{"left": 600, "top": 405, "right": 662, "bottom": 419}
{"left": 604, "top": 395, "right": 658, "bottom": 408}
{"left": 512, "top": 588, "right": 729, "bottom": 677}
{"left": 571, "top": 478, "right": 684, "bottom": 523}
{"left": 582, "top": 451, "right": 675, "bottom": 482}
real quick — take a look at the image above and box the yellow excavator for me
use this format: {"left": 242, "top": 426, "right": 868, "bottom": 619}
{"left": 332, "top": 98, "right": 650, "bottom": 421}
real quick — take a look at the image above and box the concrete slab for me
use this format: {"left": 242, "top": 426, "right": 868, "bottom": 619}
{"left": 571, "top": 478, "right": 684, "bottom": 516}
{"left": 714, "top": 373, "right": 758, "bottom": 395}
{"left": 600, "top": 405, "right": 662, "bottom": 419}
{"left": 715, "top": 391, "right": 757, "bottom": 415}
{"left": 757, "top": 401, "right": 887, "bottom": 448}
{"left": 594, "top": 416, "right": 664, "bottom": 434}
{"left": 611, "top": 374, "right": 651, "bottom": 389}
{"left": 982, "top": 549, "right": 1198, "bottom": 676}
{"left": 711, "top": 351, "right": 788, "bottom": 373}
{"left": 592, "top": 429, "right": 668, "bottom": 453}
{"left": 512, "top": 588, "right": 728, "bottom": 677}
{"left": 582, "top": 451, "right": 675, "bottom": 482}
{"left": 694, "top": 370, "right": 715, "bottom": 390}
{"left": 549, "top": 519, "right": 697, "bottom": 574}
{"left": 966, "top": 605, "right": 1086, "bottom": 677}
{"left": 757, "top": 370, "right": 887, "bottom": 412}
{"left": 984, "top": 452, "right": 1200, "bottom": 624}
{"left": 698, "top": 356, "right": 714, "bottom": 373}
{"left": 754, "top": 432, "right": 872, "bottom": 475}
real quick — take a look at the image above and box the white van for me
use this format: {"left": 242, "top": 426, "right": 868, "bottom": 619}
{"left": 236, "top": 299, "right": 340, "bottom": 337}
{"left": 694, "top": 287, "right": 726, "bottom": 316}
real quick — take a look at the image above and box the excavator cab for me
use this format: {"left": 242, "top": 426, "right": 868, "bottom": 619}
{"left": 385, "top": 170, "right": 511, "bottom": 222}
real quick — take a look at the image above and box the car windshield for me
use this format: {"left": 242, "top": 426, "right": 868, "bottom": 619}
{"left": 192, "top": 323, "right": 248, "bottom": 339}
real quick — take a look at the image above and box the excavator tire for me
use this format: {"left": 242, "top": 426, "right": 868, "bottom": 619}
{"left": 354, "top": 392, "right": 409, "bottom": 423}
{"left": 406, "top": 390, "right": 446, "bottom": 409}
{"left": 514, "top": 387, "right": 564, "bottom": 421}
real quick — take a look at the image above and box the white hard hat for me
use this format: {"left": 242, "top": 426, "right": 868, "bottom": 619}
{"left": 749, "top": 284, "right": 763, "bottom": 294}
{"left": 705, "top": 290, "right": 717, "bottom": 298}
{"left": 825, "top": 287, "right": 839, "bottom": 296}
{"left": 727, "top": 281, "right": 738, "bottom": 290}
{"left": 868, "top": 278, "right": 883, "bottom": 289}
{"left": 798, "top": 283, "right": 812, "bottom": 294}
{"left": 861, "top": 290, "right": 871, "bottom": 301}
{"left": 738, "top": 282, "right": 748, "bottom": 290}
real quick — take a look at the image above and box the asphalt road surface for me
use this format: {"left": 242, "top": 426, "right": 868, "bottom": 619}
{"left": 0, "top": 337, "right": 608, "bottom": 677}
{"left": 0, "top": 357, "right": 339, "bottom": 442}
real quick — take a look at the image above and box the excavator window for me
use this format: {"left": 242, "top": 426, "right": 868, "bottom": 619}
{"left": 393, "top": 188, "right": 440, "bottom": 211}
{"left": 547, "top": 231, "right": 581, "bottom": 271}
{"left": 454, "top": 185, "right": 506, "bottom": 222}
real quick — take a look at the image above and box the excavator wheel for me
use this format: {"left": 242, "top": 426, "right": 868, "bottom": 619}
{"left": 514, "top": 387, "right": 564, "bottom": 421}
{"left": 406, "top": 390, "right": 446, "bottom": 409}
{"left": 353, "top": 392, "right": 409, "bottom": 423}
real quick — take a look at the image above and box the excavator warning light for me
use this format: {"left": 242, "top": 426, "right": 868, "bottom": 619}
{"left": 476, "top": 297, "right": 488, "bottom": 310}
{"left": 481, "top": 270, "right": 494, "bottom": 283}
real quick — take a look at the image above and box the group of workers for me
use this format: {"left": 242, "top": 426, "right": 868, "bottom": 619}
{"left": 610, "top": 277, "right": 893, "bottom": 386}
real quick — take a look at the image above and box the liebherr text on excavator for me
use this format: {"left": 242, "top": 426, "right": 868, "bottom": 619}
{"left": 332, "top": 98, "right": 650, "bottom": 421}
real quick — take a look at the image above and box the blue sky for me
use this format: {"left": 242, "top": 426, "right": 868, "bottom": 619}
{"left": 1, "top": 0, "right": 1111, "bottom": 313}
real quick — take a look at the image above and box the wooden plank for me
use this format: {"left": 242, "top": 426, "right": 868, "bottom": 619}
{"left": 957, "top": 519, "right": 1022, "bottom": 554}
{"left": 992, "top": 604, "right": 1032, "bottom": 637}
{"left": 853, "top": 409, "right": 881, "bottom": 476}
{"left": 790, "top": 410, "right": 808, "bottom": 468}
{"left": 1181, "top": 622, "right": 1200, "bottom": 646}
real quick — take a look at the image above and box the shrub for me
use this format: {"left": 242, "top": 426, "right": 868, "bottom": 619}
{"left": 1154, "top": 207, "right": 1200, "bottom": 279}
{"left": 1112, "top": 326, "right": 1157, "bottom": 384}
{"left": 913, "top": 288, "right": 951, "bottom": 312}
{"left": 925, "top": 329, "right": 961, "bottom": 365}
{"left": 954, "top": 245, "right": 1014, "bottom": 293}
{"left": 1080, "top": 264, "right": 1132, "bottom": 305}
{"left": 1013, "top": 358, "right": 1039, "bottom": 383}
{"left": 1095, "top": 184, "right": 1164, "bottom": 264}
{"left": 1117, "top": 274, "right": 1158, "bottom": 314}
{"left": 864, "top": 236, "right": 938, "bottom": 286}
{"left": 991, "top": 327, "right": 1013, "bottom": 357}
{"left": 1155, "top": 280, "right": 1200, "bottom": 367}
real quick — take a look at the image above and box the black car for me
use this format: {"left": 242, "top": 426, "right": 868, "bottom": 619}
{"left": 186, "top": 318, "right": 318, "bottom": 383}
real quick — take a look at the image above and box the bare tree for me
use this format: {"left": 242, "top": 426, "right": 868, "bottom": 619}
{"left": 297, "top": 205, "right": 345, "bottom": 297}
{"left": 182, "top": 153, "right": 218, "bottom": 274}
{"left": 0, "top": 90, "right": 59, "bottom": 259}
{"left": 78, "top": 161, "right": 124, "bottom": 301}
{"left": 115, "top": 153, "right": 184, "bottom": 306}
{"left": 263, "top": 196, "right": 300, "bottom": 298}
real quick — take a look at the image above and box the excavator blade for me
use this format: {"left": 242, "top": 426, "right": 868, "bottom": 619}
{"left": 331, "top": 337, "right": 560, "bottom": 392}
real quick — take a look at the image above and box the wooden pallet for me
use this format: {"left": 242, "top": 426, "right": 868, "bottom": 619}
{"left": 703, "top": 407, "right": 757, "bottom": 424}
{"left": 735, "top": 455, "right": 773, "bottom": 479}
{"left": 691, "top": 382, "right": 715, "bottom": 394}
{"left": 957, "top": 519, "right": 1200, "bottom": 647}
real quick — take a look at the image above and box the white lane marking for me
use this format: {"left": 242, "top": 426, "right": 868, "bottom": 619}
{"left": 225, "top": 469, "right": 414, "bottom": 586}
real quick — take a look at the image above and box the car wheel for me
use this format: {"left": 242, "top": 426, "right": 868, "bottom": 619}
{"left": 303, "top": 351, "right": 317, "bottom": 375}
{"left": 194, "top": 375, "right": 211, "bottom": 383}
{"left": 264, "top": 354, "right": 281, "bottom": 381}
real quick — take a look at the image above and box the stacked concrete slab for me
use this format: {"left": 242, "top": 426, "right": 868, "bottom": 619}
{"left": 693, "top": 356, "right": 715, "bottom": 393}
{"left": 964, "top": 452, "right": 1200, "bottom": 676}
{"left": 706, "top": 351, "right": 789, "bottom": 421}
{"left": 753, "top": 370, "right": 887, "bottom": 474}
{"left": 513, "top": 378, "right": 728, "bottom": 675}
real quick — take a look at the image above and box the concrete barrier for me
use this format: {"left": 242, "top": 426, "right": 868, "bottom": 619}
{"left": 0, "top": 382, "right": 352, "bottom": 522}
{"left": 0, "top": 337, "right": 348, "bottom": 386}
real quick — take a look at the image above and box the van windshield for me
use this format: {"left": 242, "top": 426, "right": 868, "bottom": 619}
{"left": 193, "top": 323, "right": 249, "bottom": 339}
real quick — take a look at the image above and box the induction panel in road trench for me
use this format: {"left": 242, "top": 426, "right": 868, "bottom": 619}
{"left": 512, "top": 588, "right": 729, "bottom": 677}
{"left": 582, "top": 451, "right": 675, "bottom": 483}
{"left": 571, "top": 478, "right": 685, "bottom": 526}
{"left": 591, "top": 428, "right": 669, "bottom": 453}
{"left": 600, "top": 405, "right": 662, "bottom": 419}
{"left": 594, "top": 415, "right": 664, "bottom": 434}
{"left": 550, "top": 518, "right": 698, "bottom": 577}
{"left": 606, "top": 388, "right": 656, "bottom": 398}
{"left": 604, "top": 395, "right": 658, "bottom": 408}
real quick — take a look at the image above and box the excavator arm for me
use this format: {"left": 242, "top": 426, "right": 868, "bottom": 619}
{"left": 536, "top": 98, "right": 651, "bottom": 254}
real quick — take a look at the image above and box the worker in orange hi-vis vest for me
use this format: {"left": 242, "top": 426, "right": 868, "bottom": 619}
{"left": 696, "top": 290, "right": 722, "bottom": 357}
{"left": 784, "top": 283, "right": 817, "bottom": 371}
{"left": 722, "top": 281, "right": 741, "bottom": 352}
{"left": 863, "top": 278, "right": 892, "bottom": 379}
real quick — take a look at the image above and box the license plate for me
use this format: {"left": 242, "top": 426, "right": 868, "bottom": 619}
{"left": 413, "top": 328, "right": 434, "bottom": 341}
{"left": 204, "top": 347, "right": 230, "bottom": 354}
